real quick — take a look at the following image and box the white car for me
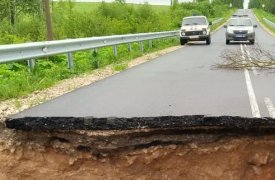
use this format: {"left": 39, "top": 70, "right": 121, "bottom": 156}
{"left": 224, "top": 17, "right": 257, "bottom": 44}
{"left": 180, "top": 16, "right": 212, "bottom": 45}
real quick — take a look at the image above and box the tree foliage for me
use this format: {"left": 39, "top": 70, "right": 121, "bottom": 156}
{"left": 0, "top": 0, "right": 234, "bottom": 100}
{"left": 249, "top": 0, "right": 275, "bottom": 14}
{"left": 0, "top": 0, "right": 233, "bottom": 43}
{"left": 212, "top": 0, "right": 243, "bottom": 9}
{"left": 0, "top": 0, "right": 42, "bottom": 25}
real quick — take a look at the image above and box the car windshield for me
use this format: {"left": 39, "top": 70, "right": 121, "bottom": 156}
{"left": 182, "top": 17, "right": 207, "bottom": 25}
{"left": 228, "top": 18, "right": 252, "bottom": 26}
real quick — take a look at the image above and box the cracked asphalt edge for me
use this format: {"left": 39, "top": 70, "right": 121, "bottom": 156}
{"left": 0, "top": 45, "right": 182, "bottom": 124}
{"left": 5, "top": 115, "right": 275, "bottom": 132}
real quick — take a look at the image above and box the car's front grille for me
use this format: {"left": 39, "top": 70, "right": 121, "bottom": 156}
{"left": 185, "top": 31, "right": 203, "bottom": 36}
{"left": 233, "top": 30, "right": 248, "bottom": 34}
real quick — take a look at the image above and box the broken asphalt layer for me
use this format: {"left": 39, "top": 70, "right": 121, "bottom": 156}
{"left": 5, "top": 116, "right": 275, "bottom": 132}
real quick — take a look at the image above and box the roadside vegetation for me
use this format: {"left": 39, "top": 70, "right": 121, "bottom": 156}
{"left": 249, "top": 0, "right": 275, "bottom": 14}
{"left": 253, "top": 9, "right": 275, "bottom": 34}
{"left": 250, "top": 0, "right": 275, "bottom": 33}
{"left": 0, "top": 0, "right": 235, "bottom": 101}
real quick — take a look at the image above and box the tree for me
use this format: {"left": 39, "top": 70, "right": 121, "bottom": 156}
{"left": 0, "top": 0, "right": 43, "bottom": 25}
{"left": 115, "top": 0, "right": 126, "bottom": 3}
{"left": 249, "top": 0, "right": 275, "bottom": 14}
{"left": 173, "top": 0, "right": 179, "bottom": 6}
{"left": 0, "top": 0, "right": 10, "bottom": 21}
{"left": 44, "top": 0, "right": 53, "bottom": 40}
{"left": 171, "top": 0, "right": 179, "bottom": 6}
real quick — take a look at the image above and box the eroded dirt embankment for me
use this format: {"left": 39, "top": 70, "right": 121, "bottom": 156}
{"left": 1, "top": 123, "right": 275, "bottom": 180}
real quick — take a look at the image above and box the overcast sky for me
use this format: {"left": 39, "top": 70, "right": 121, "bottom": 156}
{"left": 243, "top": 0, "right": 249, "bottom": 9}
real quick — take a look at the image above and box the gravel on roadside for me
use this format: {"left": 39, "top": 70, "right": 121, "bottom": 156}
{"left": 0, "top": 46, "right": 181, "bottom": 123}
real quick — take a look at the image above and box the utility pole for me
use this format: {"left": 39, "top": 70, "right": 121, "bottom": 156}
{"left": 44, "top": 0, "right": 53, "bottom": 41}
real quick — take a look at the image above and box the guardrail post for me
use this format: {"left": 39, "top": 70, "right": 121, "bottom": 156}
{"left": 92, "top": 48, "right": 99, "bottom": 69}
{"left": 139, "top": 41, "right": 144, "bottom": 53}
{"left": 113, "top": 45, "right": 118, "bottom": 57}
{"left": 67, "top": 52, "right": 74, "bottom": 69}
{"left": 27, "top": 59, "right": 36, "bottom": 71}
{"left": 149, "top": 40, "right": 153, "bottom": 48}
{"left": 127, "top": 43, "right": 132, "bottom": 52}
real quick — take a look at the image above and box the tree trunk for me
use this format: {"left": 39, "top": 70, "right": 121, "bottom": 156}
{"left": 10, "top": 0, "right": 16, "bottom": 25}
{"left": 44, "top": 0, "right": 54, "bottom": 41}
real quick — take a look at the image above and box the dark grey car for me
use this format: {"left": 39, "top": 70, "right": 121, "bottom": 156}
{"left": 224, "top": 17, "right": 257, "bottom": 44}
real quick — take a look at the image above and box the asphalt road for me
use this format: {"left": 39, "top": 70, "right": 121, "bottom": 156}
{"left": 10, "top": 10, "right": 275, "bottom": 119}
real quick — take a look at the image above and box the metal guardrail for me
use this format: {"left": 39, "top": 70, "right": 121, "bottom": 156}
{"left": 263, "top": 18, "right": 275, "bottom": 29}
{"left": 0, "top": 31, "right": 178, "bottom": 69}
{"left": 0, "top": 18, "right": 223, "bottom": 69}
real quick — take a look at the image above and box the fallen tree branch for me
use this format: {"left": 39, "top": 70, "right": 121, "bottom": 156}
{"left": 216, "top": 44, "right": 275, "bottom": 69}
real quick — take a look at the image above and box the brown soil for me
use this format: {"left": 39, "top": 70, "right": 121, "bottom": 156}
{"left": 1, "top": 126, "right": 275, "bottom": 180}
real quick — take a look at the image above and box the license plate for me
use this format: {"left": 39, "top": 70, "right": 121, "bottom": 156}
{"left": 235, "top": 34, "right": 245, "bottom": 38}
{"left": 190, "top": 36, "right": 199, "bottom": 39}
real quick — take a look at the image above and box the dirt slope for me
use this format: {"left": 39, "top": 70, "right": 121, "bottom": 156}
{"left": 1, "top": 126, "right": 275, "bottom": 180}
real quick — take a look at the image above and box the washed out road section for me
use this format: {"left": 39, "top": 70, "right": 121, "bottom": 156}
{"left": 7, "top": 10, "right": 275, "bottom": 130}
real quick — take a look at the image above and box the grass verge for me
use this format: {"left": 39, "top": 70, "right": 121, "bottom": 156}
{"left": 253, "top": 9, "right": 275, "bottom": 34}
{"left": 210, "top": 8, "right": 236, "bottom": 31}
{"left": 0, "top": 38, "right": 178, "bottom": 101}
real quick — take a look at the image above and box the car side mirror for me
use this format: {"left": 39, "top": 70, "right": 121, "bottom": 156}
{"left": 209, "top": 22, "right": 212, "bottom": 25}
{"left": 224, "top": 25, "right": 227, "bottom": 28}
{"left": 253, "top": 25, "right": 258, "bottom": 28}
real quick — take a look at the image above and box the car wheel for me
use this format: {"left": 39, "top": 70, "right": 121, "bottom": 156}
{"left": 180, "top": 39, "right": 187, "bottom": 45}
{"left": 250, "top": 40, "right": 255, "bottom": 45}
{"left": 206, "top": 37, "right": 211, "bottom": 45}
{"left": 226, "top": 40, "right": 230, "bottom": 45}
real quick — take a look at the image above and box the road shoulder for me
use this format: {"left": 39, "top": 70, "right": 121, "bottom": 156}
{"left": 253, "top": 10, "right": 275, "bottom": 37}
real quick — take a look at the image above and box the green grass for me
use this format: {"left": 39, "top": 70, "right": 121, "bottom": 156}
{"left": 71, "top": 2, "right": 101, "bottom": 12}
{"left": 253, "top": 9, "right": 275, "bottom": 34}
{"left": 0, "top": 38, "right": 178, "bottom": 101}
{"left": 72, "top": 2, "right": 170, "bottom": 13}
{"left": 112, "top": 63, "right": 128, "bottom": 72}
{"left": 0, "top": 3, "right": 235, "bottom": 101}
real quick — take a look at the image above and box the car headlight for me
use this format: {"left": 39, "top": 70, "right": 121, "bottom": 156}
{"left": 181, "top": 30, "right": 186, "bottom": 36}
{"left": 202, "top": 28, "right": 207, "bottom": 35}
{"left": 247, "top": 29, "right": 254, "bottom": 33}
{"left": 227, "top": 29, "right": 234, "bottom": 34}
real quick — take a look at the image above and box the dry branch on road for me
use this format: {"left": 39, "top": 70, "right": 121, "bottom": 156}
{"left": 217, "top": 44, "right": 275, "bottom": 69}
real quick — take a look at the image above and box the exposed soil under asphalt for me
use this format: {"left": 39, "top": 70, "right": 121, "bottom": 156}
{"left": 2, "top": 45, "right": 275, "bottom": 179}
{"left": 2, "top": 124, "right": 275, "bottom": 180}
